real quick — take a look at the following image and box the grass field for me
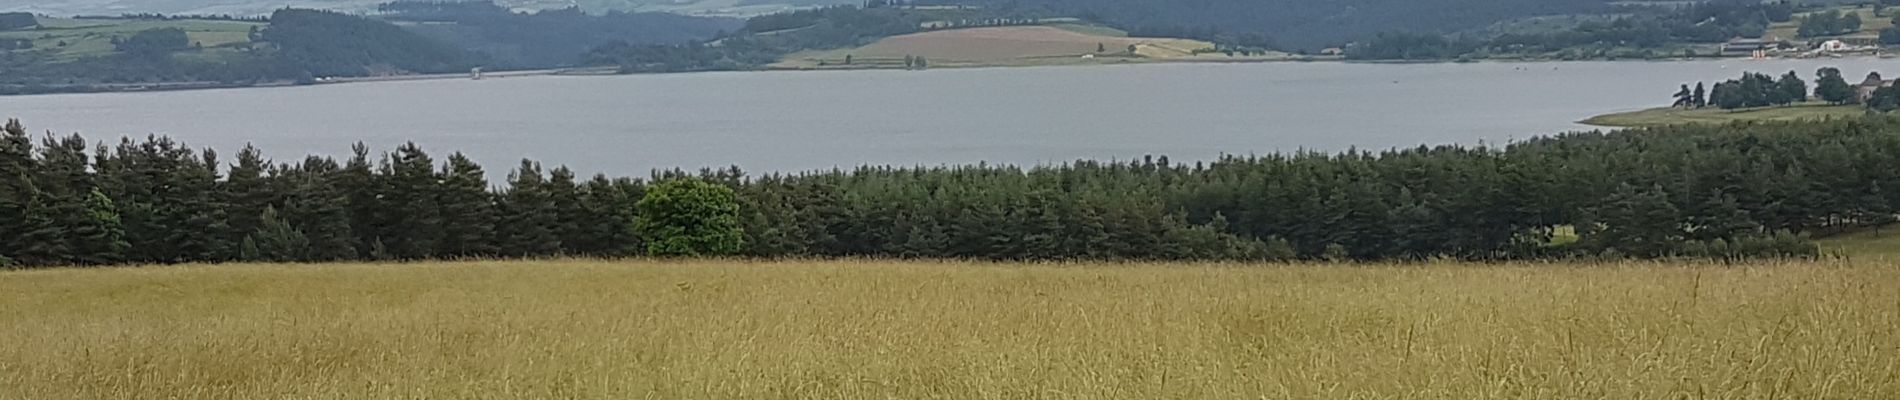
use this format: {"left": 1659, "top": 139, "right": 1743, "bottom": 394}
{"left": 4, "top": 259, "right": 1898, "bottom": 399}
{"left": 1580, "top": 103, "right": 1866, "bottom": 128}
{"left": 775, "top": 25, "right": 1291, "bottom": 70}
{"left": 0, "top": 17, "right": 262, "bottom": 60}
{"left": 1766, "top": 5, "right": 1895, "bottom": 41}
{"left": 1818, "top": 225, "right": 1900, "bottom": 259}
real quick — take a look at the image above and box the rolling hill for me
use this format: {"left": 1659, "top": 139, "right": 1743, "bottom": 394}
{"left": 774, "top": 24, "right": 1291, "bottom": 69}
{"left": 929, "top": 0, "right": 1619, "bottom": 49}
{"left": 0, "top": 0, "right": 855, "bottom": 17}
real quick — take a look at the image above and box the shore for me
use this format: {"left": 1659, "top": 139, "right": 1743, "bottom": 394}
{"left": 1581, "top": 102, "right": 1867, "bottom": 128}
{"left": 7, "top": 54, "right": 1892, "bottom": 97}
{"left": 0, "top": 66, "right": 617, "bottom": 97}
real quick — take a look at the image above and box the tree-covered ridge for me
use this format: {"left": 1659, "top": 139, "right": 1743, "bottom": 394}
{"left": 262, "top": 9, "right": 478, "bottom": 77}
{"left": 0, "top": 10, "right": 477, "bottom": 94}
{"left": 376, "top": 1, "right": 741, "bottom": 69}
{"left": 581, "top": 4, "right": 997, "bottom": 73}
{"left": 917, "top": 0, "right": 1613, "bottom": 50}
{"left": 14, "top": 115, "right": 1900, "bottom": 268}
{"left": 1351, "top": 0, "right": 1796, "bottom": 60}
{"left": 2, "top": 2, "right": 739, "bottom": 94}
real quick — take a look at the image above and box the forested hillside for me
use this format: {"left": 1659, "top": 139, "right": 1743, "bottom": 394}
{"left": 926, "top": 0, "right": 1614, "bottom": 49}
{"left": 264, "top": 9, "right": 478, "bottom": 77}
{"left": 1352, "top": 0, "right": 1798, "bottom": 60}
{"left": 0, "top": 9, "right": 477, "bottom": 94}
{"left": 584, "top": 5, "right": 983, "bottom": 72}
{"left": 378, "top": 1, "right": 740, "bottom": 69}
{"left": 17, "top": 114, "right": 1900, "bottom": 268}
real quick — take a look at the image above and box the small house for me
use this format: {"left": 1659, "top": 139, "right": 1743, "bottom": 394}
{"left": 1857, "top": 73, "right": 1892, "bottom": 102}
{"left": 1722, "top": 36, "right": 1775, "bottom": 57}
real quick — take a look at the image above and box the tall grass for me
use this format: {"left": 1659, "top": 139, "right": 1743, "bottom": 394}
{"left": 3, "top": 260, "right": 1896, "bottom": 399}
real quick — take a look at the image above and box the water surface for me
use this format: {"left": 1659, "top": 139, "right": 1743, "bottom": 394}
{"left": 2, "top": 59, "right": 1891, "bottom": 177}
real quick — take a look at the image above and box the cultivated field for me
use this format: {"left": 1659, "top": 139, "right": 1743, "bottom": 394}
{"left": 0, "top": 17, "right": 261, "bottom": 60}
{"left": 775, "top": 25, "right": 1290, "bottom": 69}
{"left": 1766, "top": 5, "right": 1896, "bottom": 41}
{"left": 4, "top": 259, "right": 1897, "bottom": 399}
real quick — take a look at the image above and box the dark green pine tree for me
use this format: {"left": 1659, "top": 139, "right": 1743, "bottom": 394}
{"left": 167, "top": 149, "right": 234, "bottom": 262}
{"left": 284, "top": 156, "right": 356, "bottom": 261}
{"left": 436, "top": 152, "right": 498, "bottom": 258}
{"left": 1590, "top": 184, "right": 1684, "bottom": 257}
{"left": 336, "top": 143, "right": 385, "bottom": 259}
{"left": 498, "top": 160, "right": 561, "bottom": 257}
{"left": 0, "top": 119, "right": 39, "bottom": 265}
{"left": 890, "top": 212, "right": 948, "bottom": 258}
{"left": 222, "top": 144, "right": 275, "bottom": 247}
{"left": 1776, "top": 71, "right": 1807, "bottom": 105}
{"left": 31, "top": 133, "right": 106, "bottom": 266}
{"left": 249, "top": 206, "right": 311, "bottom": 262}
{"left": 580, "top": 175, "right": 642, "bottom": 256}
{"left": 381, "top": 143, "right": 443, "bottom": 259}
{"left": 1692, "top": 82, "right": 1707, "bottom": 108}
{"left": 547, "top": 166, "right": 591, "bottom": 255}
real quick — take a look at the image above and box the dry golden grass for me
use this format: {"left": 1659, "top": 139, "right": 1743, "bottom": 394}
{"left": 3, "top": 259, "right": 1897, "bottom": 399}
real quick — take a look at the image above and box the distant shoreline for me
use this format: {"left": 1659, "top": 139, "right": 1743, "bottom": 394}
{"left": 0, "top": 66, "right": 614, "bottom": 97}
{"left": 6, "top": 55, "right": 1891, "bottom": 97}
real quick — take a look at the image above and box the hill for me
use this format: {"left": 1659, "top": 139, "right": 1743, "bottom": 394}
{"left": 774, "top": 25, "right": 1292, "bottom": 69}
{"left": 0, "top": 10, "right": 479, "bottom": 94}
{"left": 1581, "top": 102, "right": 1867, "bottom": 128}
{"left": 265, "top": 8, "right": 478, "bottom": 77}
{"left": 4, "top": 259, "right": 1897, "bottom": 398}
{"left": 929, "top": 0, "right": 1616, "bottom": 50}
{"left": 0, "top": 0, "right": 855, "bottom": 18}
{"left": 0, "top": 16, "right": 261, "bottom": 61}
{"left": 378, "top": 2, "right": 741, "bottom": 69}
{"left": 1765, "top": 4, "right": 1895, "bottom": 41}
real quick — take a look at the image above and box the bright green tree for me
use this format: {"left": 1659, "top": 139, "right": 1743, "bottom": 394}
{"left": 635, "top": 178, "right": 745, "bottom": 256}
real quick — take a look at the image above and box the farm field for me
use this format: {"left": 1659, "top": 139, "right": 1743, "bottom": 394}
{"left": 1817, "top": 225, "right": 1900, "bottom": 260}
{"left": 0, "top": 17, "right": 260, "bottom": 60}
{"left": 4, "top": 259, "right": 1898, "bottom": 399}
{"left": 775, "top": 25, "right": 1291, "bottom": 70}
{"left": 1766, "top": 5, "right": 1895, "bottom": 41}
{"left": 1580, "top": 102, "right": 1865, "bottom": 128}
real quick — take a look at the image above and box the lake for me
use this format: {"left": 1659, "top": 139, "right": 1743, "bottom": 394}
{"left": 1, "top": 59, "right": 1893, "bottom": 178}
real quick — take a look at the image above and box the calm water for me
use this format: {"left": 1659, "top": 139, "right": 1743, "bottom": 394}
{"left": 2, "top": 59, "right": 1894, "bottom": 177}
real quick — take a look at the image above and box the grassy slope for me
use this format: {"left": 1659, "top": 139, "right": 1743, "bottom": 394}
{"left": 774, "top": 24, "right": 1291, "bottom": 70}
{"left": 1766, "top": 5, "right": 1895, "bottom": 41}
{"left": 0, "top": 18, "right": 262, "bottom": 61}
{"left": 1580, "top": 102, "right": 1865, "bottom": 128}
{"left": 4, "top": 259, "right": 1898, "bottom": 399}
{"left": 1817, "top": 226, "right": 1900, "bottom": 259}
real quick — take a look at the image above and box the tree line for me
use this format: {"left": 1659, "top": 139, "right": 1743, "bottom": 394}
{"left": 1, "top": 9, "right": 475, "bottom": 95}
{"left": 20, "top": 115, "right": 1900, "bottom": 268}
{"left": 1356, "top": 1, "right": 1796, "bottom": 60}
{"left": 1672, "top": 68, "right": 1900, "bottom": 111}
{"left": 1798, "top": 9, "right": 1861, "bottom": 38}
{"left": 375, "top": 1, "right": 739, "bottom": 69}
{"left": 924, "top": 0, "right": 1609, "bottom": 50}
